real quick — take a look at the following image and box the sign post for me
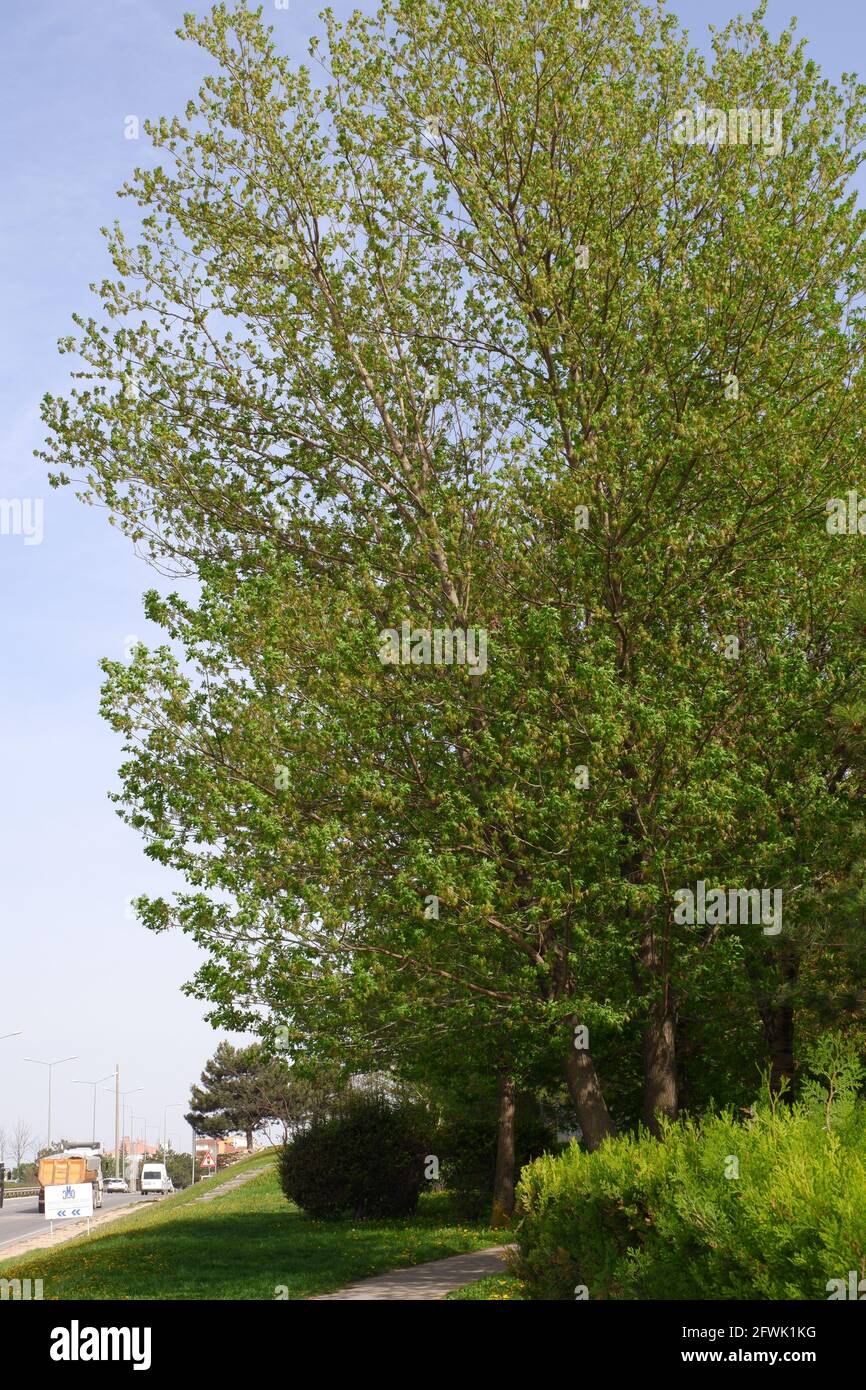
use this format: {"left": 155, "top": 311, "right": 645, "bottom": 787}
{"left": 44, "top": 1182, "right": 94, "bottom": 1237}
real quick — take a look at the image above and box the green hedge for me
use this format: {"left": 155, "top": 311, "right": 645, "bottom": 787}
{"left": 278, "top": 1094, "right": 431, "bottom": 1219}
{"left": 514, "top": 1092, "right": 866, "bottom": 1300}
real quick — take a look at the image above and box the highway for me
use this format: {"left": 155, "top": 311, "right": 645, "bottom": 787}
{"left": 0, "top": 1191, "right": 148, "bottom": 1252}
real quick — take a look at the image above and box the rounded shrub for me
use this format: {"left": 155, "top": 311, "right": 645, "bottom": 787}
{"left": 278, "top": 1094, "right": 432, "bottom": 1219}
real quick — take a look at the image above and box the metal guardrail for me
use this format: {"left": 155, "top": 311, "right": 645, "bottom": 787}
{"left": 0, "top": 1187, "right": 38, "bottom": 1199}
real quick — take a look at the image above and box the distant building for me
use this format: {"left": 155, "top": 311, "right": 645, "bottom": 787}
{"left": 194, "top": 1136, "right": 248, "bottom": 1171}
{"left": 103, "top": 1137, "right": 159, "bottom": 1160}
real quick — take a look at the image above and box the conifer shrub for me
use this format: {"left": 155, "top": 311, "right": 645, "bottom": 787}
{"left": 514, "top": 1038, "right": 866, "bottom": 1300}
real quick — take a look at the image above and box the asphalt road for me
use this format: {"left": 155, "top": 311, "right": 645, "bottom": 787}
{"left": 0, "top": 1191, "right": 147, "bottom": 1252}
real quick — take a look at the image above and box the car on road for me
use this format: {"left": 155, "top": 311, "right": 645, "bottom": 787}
{"left": 105, "top": 1177, "right": 129, "bottom": 1193}
{"left": 140, "top": 1163, "right": 174, "bottom": 1197}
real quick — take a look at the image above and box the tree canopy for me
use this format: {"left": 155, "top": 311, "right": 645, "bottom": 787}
{"left": 186, "top": 1041, "right": 317, "bottom": 1147}
{"left": 43, "top": 0, "right": 866, "bottom": 1214}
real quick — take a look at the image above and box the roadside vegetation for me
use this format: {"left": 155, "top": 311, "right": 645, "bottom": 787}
{"left": 515, "top": 1047, "right": 866, "bottom": 1301}
{"left": 0, "top": 1154, "right": 498, "bottom": 1300}
{"left": 36, "top": 0, "right": 866, "bottom": 1299}
{"left": 444, "top": 1274, "right": 527, "bottom": 1301}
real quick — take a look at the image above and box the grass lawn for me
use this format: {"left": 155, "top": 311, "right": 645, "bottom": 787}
{"left": 444, "top": 1273, "right": 528, "bottom": 1300}
{"left": 0, "top": 1153, "right": 500, "bottom": 1300}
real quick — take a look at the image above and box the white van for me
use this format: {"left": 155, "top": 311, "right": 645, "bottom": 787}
{"left": 140, "top": 1163, "right": 174, "bottom": 1197}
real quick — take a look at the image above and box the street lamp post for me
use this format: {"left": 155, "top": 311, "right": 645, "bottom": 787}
{"left": 163, "top": 1103, "right": 183, "bottom": 1159}
{"left": 141, "top": 1123, "right": 160, "bottom": 1165}
{"left": 24, "top": 1055, "right": 77, "bottom": 1149}
{"left": 106, "top": 1086, "right": 143, "bottom": 1180}
{"left": 73, "top": 1073, "right": 114, "bottom": 1144}
{"left": 112, "top": 1065, "right": 120, "bottom": 1178}
{"left": 136, "top": 1118, "right": 159, "bottom": 1154}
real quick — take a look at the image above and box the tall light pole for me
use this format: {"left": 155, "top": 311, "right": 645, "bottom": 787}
{"left": 73, "top": 1073, "right": 114, "bottom": 1144}
{"left": 163, "top": 1103, "right": 183, "bottom": 1159}
{"left": 113, "top": 1065, "right": 120, "bottom": 1179}
{"left": 107, "top": 1086, "right": 142, "bottom": 1177}
{"left": 24, "top": 1055, "right": 77, "bottom": 1149}
{"left": 134, "top": 1115, "right": 157, "bottom": 1153}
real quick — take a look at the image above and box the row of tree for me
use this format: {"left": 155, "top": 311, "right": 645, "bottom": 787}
{"left": 43, "top": 0, "right": 866, "bottom": 1220}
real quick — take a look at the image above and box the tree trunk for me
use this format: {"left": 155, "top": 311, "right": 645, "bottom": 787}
{"left": 490, "top": 1073, "right": 516, "bottom": 1227}
{"left": 642, "top": 1002, "right": 678, "bottom": 1134}
{"left": 245, "top": 1128, "right": 253, "bottom": 1152}
{"left": 641, "top": 924, "right": 678, "bottom": 1134}
{"left": 762, "top": 1001, "right": 794, "bottom": 1096}
{"left": 748, "top": 941, "right": 799, "bottom": 1098}
{"left": 757, "top": 945, "right": 798, "bottom": 1097}
{"left": 675, "top": 1013, "right": 695, "bottom": 1115}
{"left": 563, "top": 1032, "right": 618, "bottom": 1149}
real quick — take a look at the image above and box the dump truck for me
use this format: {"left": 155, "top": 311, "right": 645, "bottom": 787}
{"left": 37, "top": 1144, "right": 104, "bottom": 1214}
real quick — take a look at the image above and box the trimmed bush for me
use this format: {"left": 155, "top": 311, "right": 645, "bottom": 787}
{"left": 514, "top": 1088, "right": 866, "bottom": 1300}
{"left": 278, "top": 1094, "right": 431, "bottom": 1219}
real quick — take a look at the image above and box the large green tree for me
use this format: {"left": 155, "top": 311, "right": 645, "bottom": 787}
{"left": 45, "top": 0, "right": 866, "bottom": 1204}
{"left": 187, "top": 1041, "right": 307, "bottom": 1149}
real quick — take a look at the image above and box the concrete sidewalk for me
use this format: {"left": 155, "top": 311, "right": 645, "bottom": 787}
{"left": 310, "top": 1245, "right": 513, "bottom": 1300}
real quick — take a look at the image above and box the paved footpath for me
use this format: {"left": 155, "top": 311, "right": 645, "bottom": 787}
{"left": 310, "top": 1245, "right": 513, "bottom": 1300}
{"left": 193, "top": 1166, "right": 268, "bottom": 1203}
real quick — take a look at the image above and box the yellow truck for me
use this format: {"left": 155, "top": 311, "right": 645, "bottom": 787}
{"left": 37, "top": 1146, "right": 104, "bottom": 1214}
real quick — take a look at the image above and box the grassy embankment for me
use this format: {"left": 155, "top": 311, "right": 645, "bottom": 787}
{"left": 0, "top": 1151, "right": 499, "bottom": 1300}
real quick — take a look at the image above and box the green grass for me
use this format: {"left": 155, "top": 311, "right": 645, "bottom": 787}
{"left": 444, "top": 1272, "right": 528, "bottom": 1300}
{"left": 0, "top": 1153, "right": 499, "bottom": 1300}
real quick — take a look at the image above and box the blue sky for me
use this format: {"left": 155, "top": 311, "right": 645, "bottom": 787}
{"left": 0, "top": 0, "right": 863, "bottom": 1157}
